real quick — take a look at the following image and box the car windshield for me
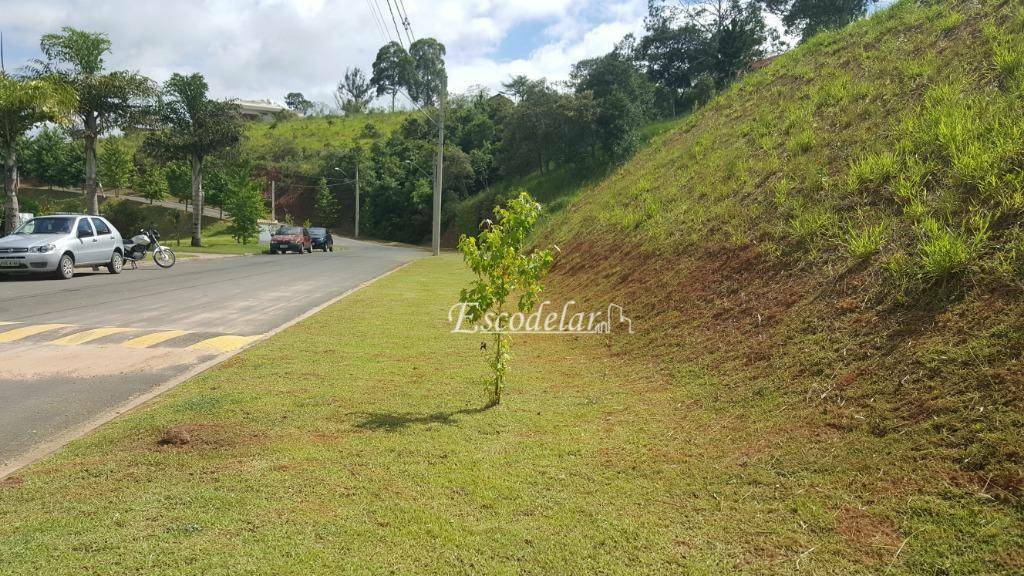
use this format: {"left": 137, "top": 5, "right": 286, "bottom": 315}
{"left": 275, "top": 226, "right": 303, "bottom": 235}
{"left": 309, "top": 228, "right": 327, "bottom": 237}
{"left": 12, "top": 217, "right": 75, "bottom": 235}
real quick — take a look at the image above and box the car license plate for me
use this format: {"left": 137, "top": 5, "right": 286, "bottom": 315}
{"left": 0, "top": 258, "right": 19, "bottom": 267}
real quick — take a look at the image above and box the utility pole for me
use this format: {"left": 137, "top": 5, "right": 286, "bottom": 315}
{"left": 354, "top": 162, "right": 360, "bottom": 238}
{"left": 271, "top": 180, "right": 276, "bottom": 222}
{"left": 432, "top": 88, "right": 445, "bottom": 256}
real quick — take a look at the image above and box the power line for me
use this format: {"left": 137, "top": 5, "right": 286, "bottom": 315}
{"left": 396, "top": 0, "right": 415, "bottom": 44}
{"left": 272, "top": 178, "right": 357, "bottom": 190}
{"left": 369, "top": 0, "right": 394, "bottom": 43}
{"left": 364, "top": 0, "right": 388, "bottom": 43}
{"left": 397, "top": 89, "right": 436, "bottom": 125}
{"left": 383, "top": 0, "right": 405, "bottom": 47}
{"left": 270, "top": 167, "right": 356, "bottom": 185}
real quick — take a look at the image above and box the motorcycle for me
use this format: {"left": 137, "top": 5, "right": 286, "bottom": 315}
{"left": 124, "top": 229, "right": 176, "bottom": 269}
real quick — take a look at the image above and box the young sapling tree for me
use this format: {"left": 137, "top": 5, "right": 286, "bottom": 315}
{"left": 457, "top": 191, "right": 554, "bottom": 406}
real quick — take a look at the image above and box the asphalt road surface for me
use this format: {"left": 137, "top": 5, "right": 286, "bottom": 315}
{"left": 0, "top": 237, "right": 426, "bottom": 472}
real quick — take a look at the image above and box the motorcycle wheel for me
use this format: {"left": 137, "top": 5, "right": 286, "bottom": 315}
{"left": 154, "top": 247, "right": 176, "bottom": 268}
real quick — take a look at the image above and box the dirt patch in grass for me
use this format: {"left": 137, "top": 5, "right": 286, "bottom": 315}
{"left": 155, "top": 423, "right": 263, "bottom": 451}
{"left": 548, "top": 236, "right": 814, "bottom": 369}
{"left": 1, "top": 476, "right": 24, "bottom": 489}
{"left": 835, "top": 506, "right": 902, "bottom": 566}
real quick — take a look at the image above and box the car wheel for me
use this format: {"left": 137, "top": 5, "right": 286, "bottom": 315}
{"left": 55, "top": 253, "right": 75, "bottom": 280}
{"left": 270, "top": 250, "right": 277, "bottom": 255}
{"left": 107, "top": 251, "right": 124, "bottom": 274}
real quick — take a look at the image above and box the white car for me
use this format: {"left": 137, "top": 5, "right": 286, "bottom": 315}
{"left": 0, "top": 215, "right": 125, "bottom": 279}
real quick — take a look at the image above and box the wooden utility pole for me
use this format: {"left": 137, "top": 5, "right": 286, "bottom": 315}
{"left": 432, "top": 89, "right": 444, "bottom": 256}
{"left": 271, "top": 180, "right": 276, "bottom": 222}
{"left": 354, "top": 163, "right": 360, "bottom": 238}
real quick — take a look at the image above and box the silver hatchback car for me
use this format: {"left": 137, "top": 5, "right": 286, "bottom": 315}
{"left": 0, "top": 215, "right": 125, "bottom": 279}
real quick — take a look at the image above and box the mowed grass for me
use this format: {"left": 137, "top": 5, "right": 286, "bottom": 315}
{"left": 1, "top": 256, "right": 1020, "bottom": 574}
{"left": 172, "top": 222, "right": 269, "bottom": 255}
{"left": 172, "top": 234, "right": 265, "bottom": 255}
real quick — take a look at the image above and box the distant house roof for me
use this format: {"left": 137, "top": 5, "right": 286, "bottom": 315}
{"left": 235, "top": 100, "right": 289, "bottom": 115}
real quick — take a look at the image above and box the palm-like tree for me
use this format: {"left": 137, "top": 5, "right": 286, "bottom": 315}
{"left": 31, "top": 28, "right": 154, "bottom": 215}
{"left": 0, "top": 73, "right": 76, "bottom": 232}
{"left": 143, "top": 73, "right": 241, "bottom": 247}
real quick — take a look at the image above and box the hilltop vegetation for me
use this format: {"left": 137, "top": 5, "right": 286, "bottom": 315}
{"left": 211, "top": 112, "right": 409, "bottom": 175}
{"left": 536, "top": 0, "right": 1024, "bottom": 571}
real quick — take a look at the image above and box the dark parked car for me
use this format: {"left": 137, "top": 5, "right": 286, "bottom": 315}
{"left": 270, "top": 226, "right": 312, "bottom": 254}
{"left": 309, "top": 227, "right": 333, "bottom": 252}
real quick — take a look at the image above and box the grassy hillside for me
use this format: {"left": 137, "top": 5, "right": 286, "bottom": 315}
{"left": 240, "top": 112, "right": 408, "bottom": 174}
{"left": 445, "top": 116, "right": 688, "bottom": 244}
{"left": 534, "top": 0, "right": 1023, "bottom": 572}
{"left": 122, "top": 112, "right": 408, "bottom": 176}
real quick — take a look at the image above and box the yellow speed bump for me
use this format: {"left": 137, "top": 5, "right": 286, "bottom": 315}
{"left": 51, "top": 327, "right": 137, "bottom": 346}
{"left": 122, "top": 330, "right": 191, "bottom": 349}
{"left": 187, "top": 335, "right": 260, "bottom": 353}
{"left": 0, "top": 324, "right": 73, "bottom": 343}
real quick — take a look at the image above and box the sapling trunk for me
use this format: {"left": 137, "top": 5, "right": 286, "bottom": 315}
{"left": 492, "top": 331, "right": 504, "bottom": 404}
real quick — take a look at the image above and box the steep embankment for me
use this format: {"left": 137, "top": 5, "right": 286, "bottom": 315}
{"left": 541, "top": 0, "right": 1023, "bottom": 570}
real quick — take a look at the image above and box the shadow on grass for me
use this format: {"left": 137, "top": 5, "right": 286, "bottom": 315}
{"left": 353, "top": 404, "right": 493, "bottom": 431}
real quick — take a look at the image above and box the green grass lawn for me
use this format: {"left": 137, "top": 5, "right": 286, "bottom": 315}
{"left": 171, "top": 234, "right": 266, "bottom": 255}
{"left": 168, "top": 222, "right": 267, "bottom": 255}
{"left": 0, "top": 256, "right": 1019, "bottom": 574}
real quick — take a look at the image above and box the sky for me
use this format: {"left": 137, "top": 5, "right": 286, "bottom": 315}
{"left": 0, "top": 0, "right": 651, "bottom": 107}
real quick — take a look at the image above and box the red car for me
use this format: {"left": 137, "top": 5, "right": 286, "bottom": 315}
{"left": 270, "top": 226, "right": 312, "bottom": 254}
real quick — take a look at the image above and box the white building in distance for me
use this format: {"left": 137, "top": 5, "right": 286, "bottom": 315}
{"left": 235, "top": 100, "right": 289, "bottom": 122}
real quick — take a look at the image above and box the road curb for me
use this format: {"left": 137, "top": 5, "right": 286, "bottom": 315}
{"left": 0, "top": 259, "right": 418, "bottom": 481}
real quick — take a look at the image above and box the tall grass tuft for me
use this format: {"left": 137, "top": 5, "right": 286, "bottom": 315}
{"left": 787, "top": 130, "right": 815, "bottom": 156}
{"left": 843, "top": 222, "right": 888, "bottom": 259}
{"left": 788, "top": 206, "right": 836, "bottom": 246}
{"left": 847, "top": 151, "right": 900, "bottom": 193}
{"left": 915, "top": 216, "right": 989, "bottom": 282}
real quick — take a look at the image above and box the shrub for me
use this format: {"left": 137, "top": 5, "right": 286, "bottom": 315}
{"left": 223, "top": 170, "right": 266, "bottom": 244}
{"left": 690, "top": 73, "right": 716, "bottom": 108}
{"left": 101, "top": 199, "right": 148, "bottom": 234}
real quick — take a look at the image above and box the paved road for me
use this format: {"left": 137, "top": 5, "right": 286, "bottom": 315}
{"left": 0, "top": 237, "right": 426, "bottom": 471}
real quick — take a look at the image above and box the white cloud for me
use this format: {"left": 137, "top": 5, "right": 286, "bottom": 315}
{"left": 0, "top": 0, "right": 647, "bottom": 105}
